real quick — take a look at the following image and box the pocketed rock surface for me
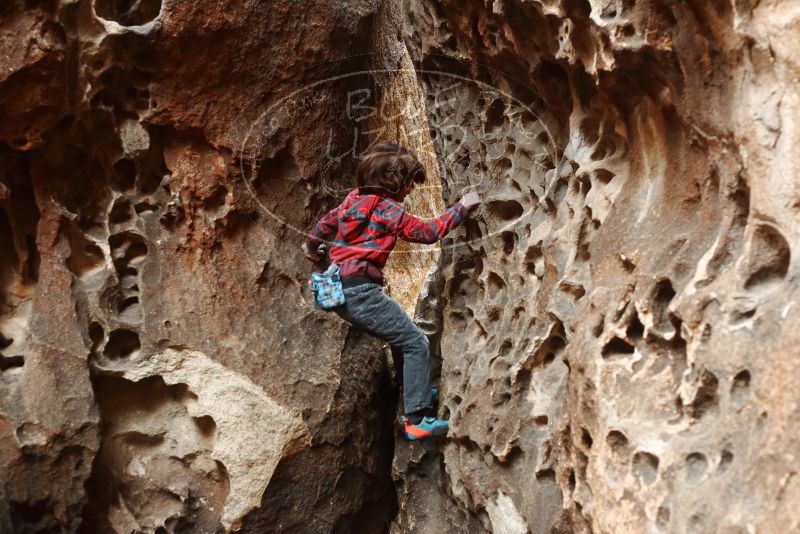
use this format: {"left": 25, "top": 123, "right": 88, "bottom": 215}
{"left": 392, "top": 0, "right": 800, "bottom": 532}
{"left": 1, "top": 0, "right": 799, "bottom": 533}
{"left": 1, "top": 1, "right": 395, "bottom": 532}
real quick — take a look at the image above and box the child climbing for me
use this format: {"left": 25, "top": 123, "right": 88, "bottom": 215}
{"left": 302, "top": 142, "right": 481, "bottom": 440}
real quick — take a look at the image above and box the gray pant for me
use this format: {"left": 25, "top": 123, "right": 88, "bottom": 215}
{"left": 335, "top": 283, "right": 432, "bottom": 414}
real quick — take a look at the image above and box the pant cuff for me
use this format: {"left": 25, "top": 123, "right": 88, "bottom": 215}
{"left": 404, "top": 403, "right": 432, "bottom": 415}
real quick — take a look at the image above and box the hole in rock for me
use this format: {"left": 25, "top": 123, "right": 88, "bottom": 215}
{"left": 499, "top": 446, "right": 523, "bottom": 465}
{"left": 602, "top": 337, "right": 634, "bottom": 359}
{"left": 657, "top": 506, "right": 670, "bottom": 528}
{"left": 95, "top": 0, "right": 162, "bottom": 26}
{"left": 536, "top": 468, "right": 555, "bottom": 481}
{"left": 559, "top": 282, "right": 586, "bottom": 300}
{"left": 688, "top": 513, "right": 707, "bottom": 534}
{"left": 118, "top": 430, "right": 164, "bottom": 448}
{"left": 514, "top": 369, "right": 531, "bottom": 393}
{"left": 653, "top": 279, "right": 676, "bottom": 307}
{"left": 633, "top": 451, "right": 659, "bottom": 485}
{"left": 653, "top": 0, "right": 677, "bottom": 26}
{"left": 9, "top": 500, "right": 49, "bottom": 524}
{"left": 494, "top": 157, "right": 513, "bottom": 174}
{"left": 89, "top": 322, "right": 104, "bottom": 350}
{"left": 686, "top": 369, "right": 719, "bottom": 420}
{"left": 138, "top": 171, "right": 164, "bottom": 195}
{"left": 525, "top": 243, "right": 543, "bottom": 276}
{"left": 112, "top": 159, "right": 136, "bottom": 191}
{"left": 719, "top": 449, "right": 734, "bottom": 472}
{"left": 485, "top": 272, "right": 506, "bottom": 295}
{"left": 110, "top": 198, "right": 133, "bottom": 224}
{"left": 125, "top": 242, "right": 148, "bottom": 264}
{"left": 744, "top": 224, "right": 790, "bottom": 290}
{"left": 501, "top": 231, "right": 516, "bottom": 254}
{"left": 110, "top": 232, "right": 148, "bottom": 266}
{"left": 203, "top": 184, "right": 228, "bottom": 211}
{"left": 700, "top": 323, "right": 712, "bottom": 343}
{"left": 485, "top": 98, "right": 505, "bottom": 131}
{"left": 626, "top": 313, "right": 644, "bottom": 340}
{"left": 553, "top": 178, "right": 568, "bottom": 205}
{"left": 666, "top": 316, "right": 688, "bottom": 361}
{"left": 649, "top": 279, "right": 677, "bottom": 332}
{"left": 601, "top": 5, "right": 617, "bottom": 18}
{"left": 730, "top": 369, "right": 751, "bottom": 405}
{"left": 117, "top": 296, "right": 140, "bottom": 313}
{"left": 193, "top": 415, "right": 217, "bottom": 436}
{"left": 617, "top": 253, "right": 636, "bottom": 272}
{"left": 220, "top": 209, "right": 259, "bottom": 239}
{"left": 103, "top": 329, "right": 140, "bottom": 359}
{"left": 0, "top": 355, "right": 24, "bottom": 371}
{"left": 494, "top": 392, "right": 512, "bottom": 405}
{"left": 498, "top": 340, "right": 513, "bottom": 358}
{"left": 534, "top": 415, "right": 549, "bottom": 426}
{"left": 685, "top": 452, "right": 708, "bottom": 482}
{"left": 592, "top": 316, "right": 605, "bottom": 338}
{"left": 730, "top": 307, "right": 756, "bottom": 323}
{"left": 472, "top": 254, "right": 484, "bottom": 278}
{"left": 606, "top": 430, "right": 628, "bottom": 453}
{"left": 486, "top": 200, "right": 524, "bottom": 221}
{"left": 579, "top": 116, "right": 601, "bottom": 147}
{"left": 66, "top": 239, "right": 105, "bottom": 279}
{"left": 134, "top": 200, "right": 157, "bottom": 214}
{"left": 577, "top": 174, "right": 592, "bottom": 196}
{"left": 581, "top": 428, "right": 593, "bottom": 449}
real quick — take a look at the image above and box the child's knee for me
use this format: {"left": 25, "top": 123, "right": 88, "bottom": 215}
{"left": 405, "top": 326, "right": 429, "bottom": 353}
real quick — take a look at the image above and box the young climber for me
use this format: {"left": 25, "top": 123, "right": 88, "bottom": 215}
{"left": 302, "top": 142, "right": 481, "bottom": 440}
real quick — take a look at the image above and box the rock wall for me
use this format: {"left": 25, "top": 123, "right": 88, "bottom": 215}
{"left": 2, "top": 0, "right": 799, "bottom": 533}
{"left": 1, "top": 1, "right": 398, "bottom": 532}
{"left": 393, "top": 0, "right": 800, "bottom": 532}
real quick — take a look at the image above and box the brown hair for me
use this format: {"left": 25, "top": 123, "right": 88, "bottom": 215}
{"left": 355, "top": 142, "right": 426, "bottom": 199}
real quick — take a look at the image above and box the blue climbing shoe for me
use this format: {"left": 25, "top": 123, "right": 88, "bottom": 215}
{"left": 404, "top": 416, "right": 449, "bottom": 440}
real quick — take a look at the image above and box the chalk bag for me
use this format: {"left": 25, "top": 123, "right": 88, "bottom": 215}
{"left": 310, "top": 264, "right": 345, "bottom": 310}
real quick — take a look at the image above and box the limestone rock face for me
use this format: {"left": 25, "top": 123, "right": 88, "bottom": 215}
{"left": 2, "top": 0, "right": 799, "bottom": 533}
{"left": 1, "top": 1, "right": 396, "bottom": 532}
{"left": 393, "top": 0, "right": 800, "bottom": 532}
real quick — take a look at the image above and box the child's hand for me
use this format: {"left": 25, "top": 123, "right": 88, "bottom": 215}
{"left": 459, "top": 191, "right": 482, "bottom": 212}
{"left": 301, "top": 242, "right": 322, "bottom": 262}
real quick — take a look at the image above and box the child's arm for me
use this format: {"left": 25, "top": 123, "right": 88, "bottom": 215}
{"left": 303, "top": 206, "right": 340, "bottom": 261}
{"left": 390, "top": 192, "right": 481, "bottom": 244}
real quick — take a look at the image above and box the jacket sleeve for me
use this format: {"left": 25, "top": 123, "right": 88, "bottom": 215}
{"left": 389, "top": 201, "right": 470, "bottom": 244}
{"left": 305, "top": 205, "right": 340, "bottom": 250}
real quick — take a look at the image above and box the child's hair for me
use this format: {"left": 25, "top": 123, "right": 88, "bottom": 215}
{"left": 356, "top": 142, "right": 426, "bottom": 198}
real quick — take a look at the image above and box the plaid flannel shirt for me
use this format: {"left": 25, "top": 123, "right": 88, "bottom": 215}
{"left": 306, "top": 188, "right": 469, "bottom": 283}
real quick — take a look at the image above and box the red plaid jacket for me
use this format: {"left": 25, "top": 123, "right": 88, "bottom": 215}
{"left": 305, "top": 189, "right": 470, "bottom": 284}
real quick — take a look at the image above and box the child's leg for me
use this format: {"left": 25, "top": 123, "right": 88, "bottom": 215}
{"left": 341, "top": 284, "right": 433, "bottom": 415}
